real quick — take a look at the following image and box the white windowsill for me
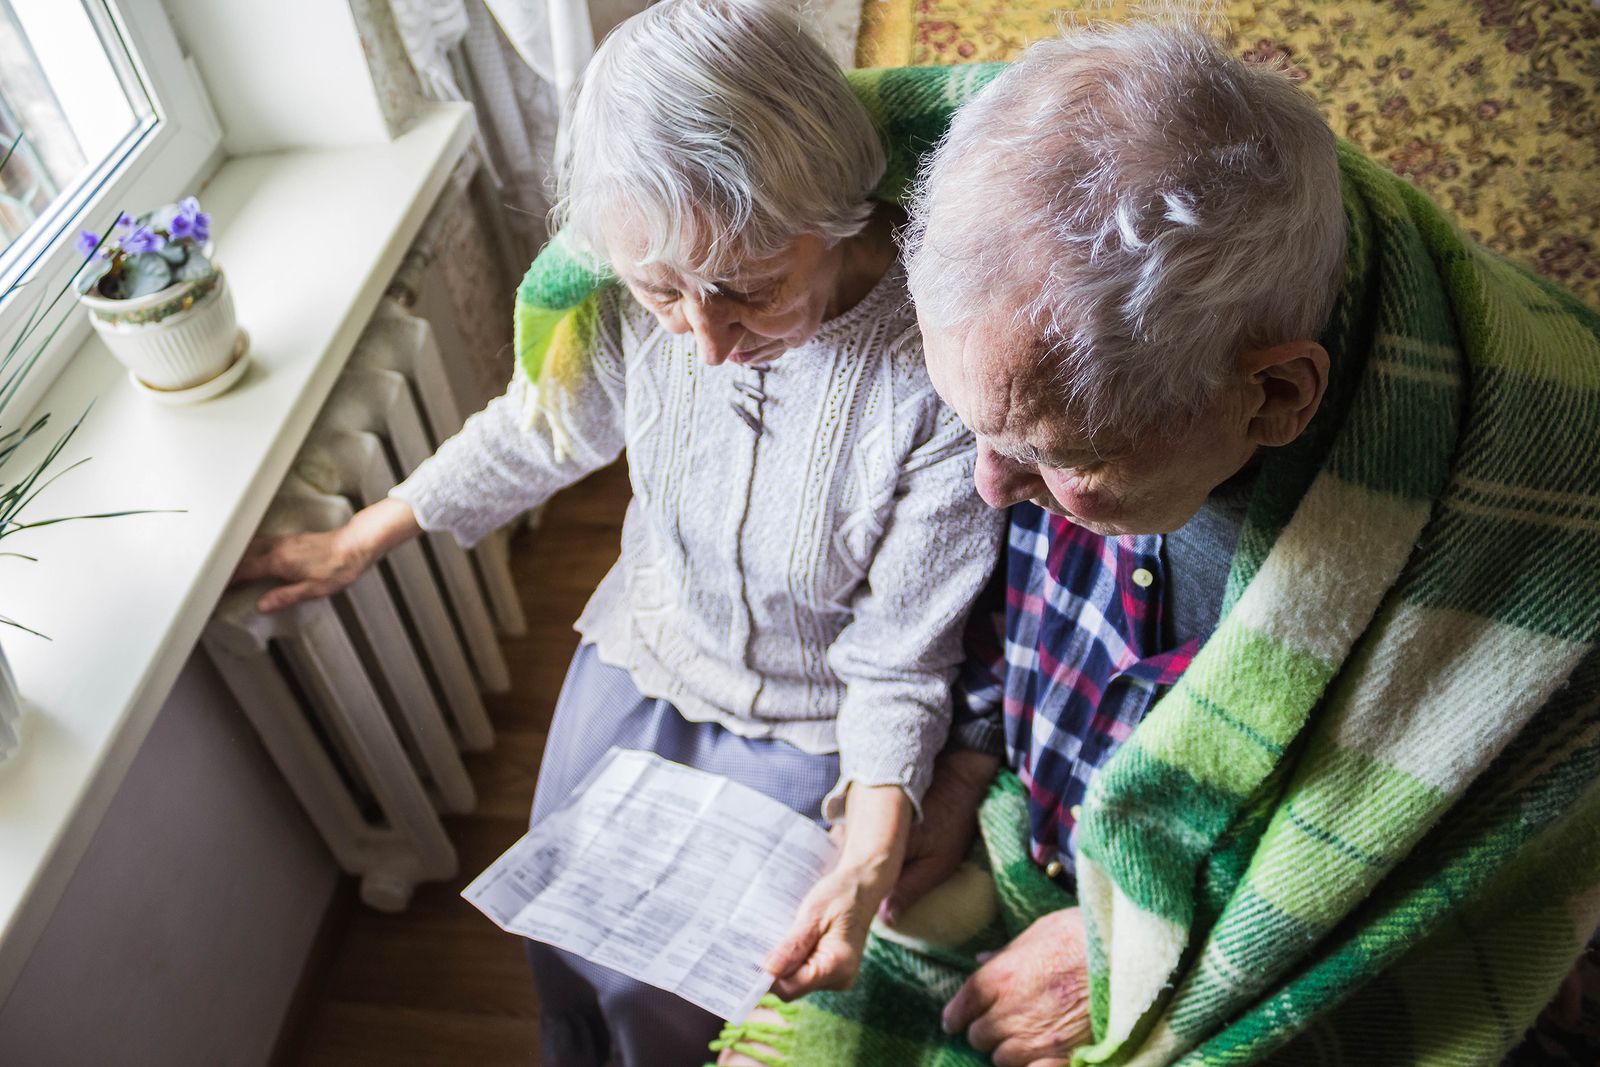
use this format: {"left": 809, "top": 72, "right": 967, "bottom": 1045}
{"left": 0, "top": 102, "right": 474, "bottom": 997}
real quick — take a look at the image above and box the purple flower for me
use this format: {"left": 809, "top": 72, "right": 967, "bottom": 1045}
{"left": 121, "top": 225, "right": 165, "bottom": 254}
{"left": 114, "top": 212, "right": 133, "bottom": 230}
{"left": 74, "top": 230, "right": 101, "bottom": 257}
{"left": 165, "top": 196, "right": 210, "bottom": 242}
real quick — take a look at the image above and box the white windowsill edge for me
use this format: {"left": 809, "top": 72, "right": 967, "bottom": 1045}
{"left": 0, "top": 102, "right": 475, "bottom": 998}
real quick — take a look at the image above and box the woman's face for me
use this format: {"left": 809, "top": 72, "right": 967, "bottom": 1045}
{"left": 607, "top": 227, "right": 845, "bottom": 367}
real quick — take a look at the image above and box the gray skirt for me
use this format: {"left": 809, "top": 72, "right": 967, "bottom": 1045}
{"left": 529, "top": 641, "right": 840, "bottom": 827}
{"left": 525, "top": 642, "right": 840, "bottom": 1067}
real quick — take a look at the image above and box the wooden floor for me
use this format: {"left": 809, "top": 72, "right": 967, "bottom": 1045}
{"left": 282, "top": 462, "right": 633, "bottom": 1067}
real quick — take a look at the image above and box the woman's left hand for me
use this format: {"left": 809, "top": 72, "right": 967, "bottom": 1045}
{"left": 763, "top": 783, "right": 913, "bottom": 999}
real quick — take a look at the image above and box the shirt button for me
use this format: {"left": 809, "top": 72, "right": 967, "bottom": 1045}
{"left": 1045, "top": 859, "right": 1064, "bottom": 879}
{"left": 1070, "top": 804, "right": 1083, "bottom": 821}
{"left": 1132, "top": 567, "right": 1154, "bottom": 588}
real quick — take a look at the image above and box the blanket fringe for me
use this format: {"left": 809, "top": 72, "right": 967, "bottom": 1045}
{"left": 706, "top": 996, "right": 800, "bottom": 1067}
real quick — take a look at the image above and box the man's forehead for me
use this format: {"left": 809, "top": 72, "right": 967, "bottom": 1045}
{"left": 955, "top": 325, "right": 1128, "bottom": 459}
{"left": 958, "top": 324, "right": 1058, "bottom": 436}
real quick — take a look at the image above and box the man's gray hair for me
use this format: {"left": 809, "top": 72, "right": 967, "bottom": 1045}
{"left": 554, "top": 0, "right": 886, "bottom": 284}
{"left": 906, "top": 23, "right": 1347, "bottom": 440}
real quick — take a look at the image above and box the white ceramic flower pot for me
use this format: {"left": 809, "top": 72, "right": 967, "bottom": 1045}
{"left": 80, "top": 268, "right": 240, "bottom": 391}
{"left": 0, "top": 639, "right": 20, "bottom": 767}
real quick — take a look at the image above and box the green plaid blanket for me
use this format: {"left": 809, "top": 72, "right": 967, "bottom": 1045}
{"left": 513, "top": 64, "right": 1600, "bottom": 1067}
{"left": 712, "top": 771, "right": 1072, "bottom": 1066}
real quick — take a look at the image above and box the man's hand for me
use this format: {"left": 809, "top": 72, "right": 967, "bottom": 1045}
{"left": 764, "top": 784, "right": 911, "bottom": 998}
{"left": 943, "top": 907, "right": 1092, "bottom": 1067}
{"left": 881, "top": 749, "right": 998, "bottom": 925}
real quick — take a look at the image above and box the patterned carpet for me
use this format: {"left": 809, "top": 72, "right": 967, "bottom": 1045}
{"left": 856, "top": 0, "right": 1600, "bottom": 308}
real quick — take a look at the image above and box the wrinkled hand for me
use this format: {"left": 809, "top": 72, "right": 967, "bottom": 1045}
{"left": 943, "top": 907, "right": 1092, "bottom": 1067}
{"left": 765, "top": 783, "right": 912, "bottom": 999}
{"left": 230, "top": 497, "right": 421, "bottom": 613}
{"left": 763, "top": 856, "right": 891, "bottom": 998}
{"left": 881, "top": 749, "right": 998, "bottom": 925}
{"left": 231, "top": 527, "right": 375, "bottom": 613}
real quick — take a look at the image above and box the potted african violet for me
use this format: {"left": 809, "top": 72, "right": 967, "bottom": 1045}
{"left": 74, "top": 198, "right": 247, "bottom": 399}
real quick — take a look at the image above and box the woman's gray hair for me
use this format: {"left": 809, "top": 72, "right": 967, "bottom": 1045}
{"left": 554, "top": 0, "right": 886, "bottom": 285}
{"left": 905, "top": 23, "right": 1347, "bottom": 441}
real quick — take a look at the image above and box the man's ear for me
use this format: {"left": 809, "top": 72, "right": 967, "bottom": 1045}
{"left": 1242, "top": 341, "right": 1329, "bottom": 448}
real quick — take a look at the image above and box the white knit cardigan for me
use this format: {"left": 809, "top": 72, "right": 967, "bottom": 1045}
{"left": 392, "top": 263, "right": 1003, "bottom": 815}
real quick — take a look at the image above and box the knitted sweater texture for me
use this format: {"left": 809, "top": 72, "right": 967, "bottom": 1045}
{"left": 394, "top": 262, "right": 1004, "bottom": 815}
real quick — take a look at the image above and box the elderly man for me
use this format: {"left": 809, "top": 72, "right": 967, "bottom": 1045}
{"left": 712, "top": 21, "right": 1600, "bottom": 1067}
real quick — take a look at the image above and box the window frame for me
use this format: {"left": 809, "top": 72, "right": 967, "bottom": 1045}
{"left": 1, "top": 0, "right": 222, "bottom": 422}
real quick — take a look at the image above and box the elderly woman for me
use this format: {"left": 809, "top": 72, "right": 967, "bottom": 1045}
{"left": 713, "top": 21, "right": 1600, "bottom": 1067}
{"left": 236, "top": 0, "right": 1001, "bottom": 1064}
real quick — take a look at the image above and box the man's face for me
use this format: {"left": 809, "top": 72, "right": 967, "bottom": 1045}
{"left": 920, "top": 311, "right": 1261, "bottom": 536}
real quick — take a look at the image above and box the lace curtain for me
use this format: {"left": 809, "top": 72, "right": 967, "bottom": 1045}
{"left": 374, "top": 0, "right": 861, "bottom": 262}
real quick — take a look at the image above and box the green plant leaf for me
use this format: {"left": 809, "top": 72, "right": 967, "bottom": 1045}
{"left": 74, "top": 254, "right": 112, "bottom": 295}
{"left": 3, "top": 508, "right": 183, "bottom": 535}
{"left": 4, "top": 221, "right": 117, "bottom": 393}
{"left": 0, "top": 132, "right": 21, "bottom": 176}
{"left": 144, "top": 203, "right": 180, "bottom": 231}
{"left": 0, "top": 612, "right": 49, "bottom": 639}
{"left": 0, "top": 408, "right": 184, "bottom": 547}
{"left": 176, "top": 251, "right": 214, "bottom": 283}
{"left": 120, "top": 251, "right": 173, "bottom": 298}
{"left": 0, "top": 276, "right": 81, "bottom": 412}
{"left": 0, "top": 412, "right": 49, "bottom": 470}
{"left": 3, "top": 456, "right": 92, "bottom": 526}
{"left": 0, "top": 408, "right": 89, "bottom": 535}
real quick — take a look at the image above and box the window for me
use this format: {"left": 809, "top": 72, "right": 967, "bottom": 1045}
{"left": 0, "top": 0, "right": 156, "bottom": 265}
{"left": 0, "top": 0, "right": 220, "bottom": 419}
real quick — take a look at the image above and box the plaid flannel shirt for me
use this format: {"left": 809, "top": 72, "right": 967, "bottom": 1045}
{"left": 955, "top": 502, "right": 1199, "bottom": 885}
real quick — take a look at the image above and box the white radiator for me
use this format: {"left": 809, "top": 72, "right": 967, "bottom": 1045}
{"left": 205, "top": 298, "right": 528, "bottom": 910}
{"left": 311, "top": 361, "right": 512, "bottom": 694}
{"left": 354, "top": 302, "right": 528, "bottom": 643}
{"left": 205, "top": 482, "right": 462, "bottom": 913}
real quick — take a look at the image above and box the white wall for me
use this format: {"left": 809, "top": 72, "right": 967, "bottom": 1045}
{"left": 0, "top": 4, "right": 425, "bottom": 1061}
{"left": 162, "top": 0, "right": 399, "bottom": 153}
{"left": 0, "top": 654, "right": 338, "bottom": 1067}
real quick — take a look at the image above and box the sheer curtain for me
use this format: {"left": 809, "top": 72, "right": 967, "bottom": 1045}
{"left": 382, "top": 0, "right": 601, "bottom": 262}
{"left": 479, "top": 0, "right": 595, "bottom": 107}
{"left": 379, "top": 0, "right": 861, "bottom": 262}
{"left": 451, "top": 1, "right": 565, "bottom": 260}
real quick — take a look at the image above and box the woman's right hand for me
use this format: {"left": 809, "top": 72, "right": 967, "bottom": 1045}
{"left": 230, "top": 497, "right": 422, "bottom": 613}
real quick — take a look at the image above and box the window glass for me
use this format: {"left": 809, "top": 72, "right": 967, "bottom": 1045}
{"left": 0, "top": 0, "right": 155, "bottom": 268}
